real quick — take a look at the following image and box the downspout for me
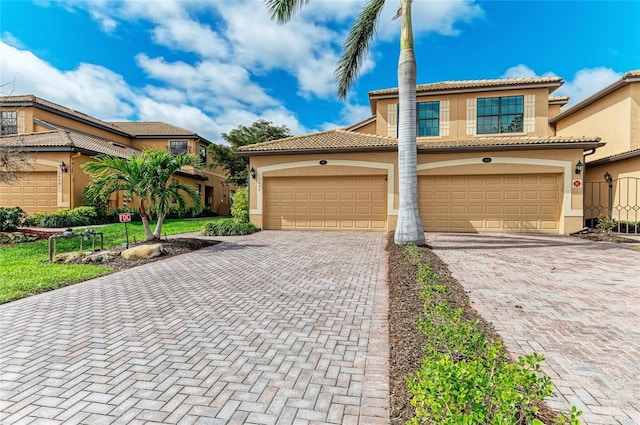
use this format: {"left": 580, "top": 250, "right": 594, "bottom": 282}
{"left": 70, "top": 152, "right": 82, "bottom": 208}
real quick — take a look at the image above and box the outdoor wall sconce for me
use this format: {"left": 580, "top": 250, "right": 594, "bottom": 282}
{"left": 59, "top": 161, "right": 68, "bottom": 173}
{"left": 604, "top": 171, "right": 612, "bottom": 183}
{"left": 250, "top": 167, "right": 256, "bottom": 179}
{"left": 574, "top": 160, "right": 583, "bottom": 175}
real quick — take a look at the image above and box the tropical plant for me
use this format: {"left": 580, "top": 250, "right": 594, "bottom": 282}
{"left": 265, "top": 0, "right": 425, "bottom": 245}
{"left": 82, "top": 149, "right": 202, "bottom": 241}
{"left": 230, "top": 187, "right": 250, "bottom": 224}
{"left": 209, "top": 120, "right": 292, "bottom": 186}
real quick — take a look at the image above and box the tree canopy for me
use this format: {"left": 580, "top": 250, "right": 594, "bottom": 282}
{"left": 208, "top": 119, "right": 292, "bottom": 186}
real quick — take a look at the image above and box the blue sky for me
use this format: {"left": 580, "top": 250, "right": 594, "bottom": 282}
{"left": 1, "top": 0, "right": 638, "bottom": 144}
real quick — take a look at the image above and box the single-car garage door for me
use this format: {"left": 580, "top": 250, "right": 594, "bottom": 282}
{"left": 264, "top": 176, "right": 387, "bottom": 230}
{"left": 419, "top": 174, "right": 561, "bottom": 232}
{"left": 0, "top": 172, "right": 58, "bottom": 214}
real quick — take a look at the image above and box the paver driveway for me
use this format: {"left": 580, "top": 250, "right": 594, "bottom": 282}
{"left": 428, "top": 233, "right": 640, "bottom": 425}
{"left": 0, "top": 231, "right": 390, "bottom": 424}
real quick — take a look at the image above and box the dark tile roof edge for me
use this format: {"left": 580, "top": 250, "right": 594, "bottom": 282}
{"left": 344, "top": 116, "right": 376, "bottom": 132}
{"left": 550, "top": 70, "right": 640, "bottom": 123}
{"left": 587, "top": 148, "right": 640, "bottom": 166}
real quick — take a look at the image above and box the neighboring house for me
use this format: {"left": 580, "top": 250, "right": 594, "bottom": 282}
{"left": 239, "top": 77, "right": 603, "bottom": 235}
{"left": 0, "top": 95, "right": 233, "bottom": 215}
{"left": 551, "top": 70, "right": 640, "bottom": 228}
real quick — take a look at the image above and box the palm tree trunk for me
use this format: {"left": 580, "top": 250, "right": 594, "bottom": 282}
{"left": 394, "top": 0, "right": 425, "bottom": 246}
{"left": 139, "top": 202, "right": 155, "bottom": 241}
{"left": 153, "top": 214, "right": 165, "bottom": 239}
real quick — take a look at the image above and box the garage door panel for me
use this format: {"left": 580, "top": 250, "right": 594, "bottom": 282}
{"left": 419, "top": 174, "right": 560, "bottom": 233}
{"left": 265, "top": 176, "right": 386, "bottom": 230}
{"left": 0, "top": 172, "right": 57, "bottom": 214}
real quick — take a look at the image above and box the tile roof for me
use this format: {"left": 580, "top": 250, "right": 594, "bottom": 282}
{"left": 548, "top": 96, "right": 569, "bottom": 104}
{"left": 111, "top": 121, "right": 197, "bottom": 137}
{"left": 237, "top": 130, "right": 602, "bottom": 155}
{"left": 0, "top": 130, "right": 140, "bottom": 158}
{"left": 369, "top": 76, "right": 564, "bottom": 97}
{"left": 550, "top": 69, "right": 640, "bottom": 123}
{"left": 587, "top": 148, "right": 640, "bottom": 166}
{"left": 238, "top": 129, "right": 397, "bottom": 153}
{"left": 416, "top": 136, "right": 603, "bottom": 151}
{"left": 0, "top": 95, "right": 125, "bottom": 133}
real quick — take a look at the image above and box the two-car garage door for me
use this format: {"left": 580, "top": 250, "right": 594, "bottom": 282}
{"left": 262, "top": 173, "right": 561, "bottom": 233}
{"left": 419, "top": 174, "right": 561, "bottom": 232}
{"left": 264, "top": 176, "right": 387, "bottom": 230}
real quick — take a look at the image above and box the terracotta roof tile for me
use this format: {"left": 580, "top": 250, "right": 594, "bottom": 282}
{"left": 0, "top": 95, "right": 125, "bottom": 133}
{"left": 237, "top": 130, "right": 602, "bottom": 155}
{"left": 0, "top": 130, "right": 140, "bottom": 158}
{"left": 238, "top": 129, "right": 397, "bottom": 153}
{"left": 587, "top": 148, "right": 640, "bottom": 166}
{"left": 416, "top": 136, "right": 602, "bottom": 151}
{"left": 111, "top": 121, "right": 197, "bottom": 137}
{"left": 369, "top": 76, "right": 563, "bottom": 97}
{"left": 548, "top": 96, "right": 569, "bottom": 104}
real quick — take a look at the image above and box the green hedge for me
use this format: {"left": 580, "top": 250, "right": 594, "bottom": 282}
{"left": 201, "top": 219, "right": 258, "bottom": 236}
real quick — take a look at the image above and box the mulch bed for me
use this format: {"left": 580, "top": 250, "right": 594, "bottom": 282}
{"left": 572, "top": 232, "right": 639, "bottom": 243}
{"left": 386, "top": 235, "right": 558, "bottom": 424}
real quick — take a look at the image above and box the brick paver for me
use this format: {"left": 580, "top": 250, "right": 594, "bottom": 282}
{"left": 0, "top": 231, "right": 390, "bottom": 424}
{"left": 428, "top": 233, "right": 640, "bottom": 425}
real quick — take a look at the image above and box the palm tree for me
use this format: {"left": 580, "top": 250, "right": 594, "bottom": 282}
{"left": 82, "top": 149, "right": 203, "bottom": 241}
{"left": 266, "top": 0, "right": 425, "bottom": 245}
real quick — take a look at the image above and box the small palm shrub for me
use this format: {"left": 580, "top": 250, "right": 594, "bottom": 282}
{"left": 201, "top": 219, "right": 258, "bottom": 236}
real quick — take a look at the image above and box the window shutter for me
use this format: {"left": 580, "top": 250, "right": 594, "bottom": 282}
{"left": 440, "top": 100, "right": 450, "bottom": 137}
{"left": 466, "top": 98, "right": 476, "bottom": 136}
{"left": 524, "top": 94, "right": 535, "bottom": 133}
{"left": 387, "top": 103, "right": 398, "bottom": 137}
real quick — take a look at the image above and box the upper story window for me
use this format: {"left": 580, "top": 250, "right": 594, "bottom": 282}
{"left": 169, "top": 140, "right": 188, "bottom": 155}
{"left": 389, "top": 101, "right": 441, "bottom": 138}
{"left": 477, "top": 96, "right": 524, "bottom": 134}
{"left": 199, "top": 145, "right": 207, "bottom": 165}
{"left": 417, "top": 101, "right": 440, "bottom": 137}
{"left": 1, "top": 111, "right": 18, "bottom": 135}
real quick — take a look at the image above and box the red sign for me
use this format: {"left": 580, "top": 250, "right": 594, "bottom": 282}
{"left": 119, "top": 213, "right": 132, "bottom": 223}
{"left": 572, "top": 180, "right": 582, "bottom": 188}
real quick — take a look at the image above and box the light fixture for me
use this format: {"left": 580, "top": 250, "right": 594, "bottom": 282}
{"left": 604, "top": 171, "right": 612, "bottom": 183}
{"left": 60, "top": 161, "right": 68, "bottom": 173}
{"left": 574, "top": 160, "right": 583, "bottom": 175}
{"left": 250, "top": 167, "right": 256, "bottom": 179}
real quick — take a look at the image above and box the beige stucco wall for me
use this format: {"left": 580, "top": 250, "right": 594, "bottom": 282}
{"left": 555, "top": 85, "right": 634, "bottom": 160}
{"left": 248, "top": 147, "right": 585, "bottom": 234}
{"left": 374, "top": 87, "right": 551, "bottom": 140}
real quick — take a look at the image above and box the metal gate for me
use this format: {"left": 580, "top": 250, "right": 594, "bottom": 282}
{"left": 584, "top": 174, "right": 640, "bottom": 233}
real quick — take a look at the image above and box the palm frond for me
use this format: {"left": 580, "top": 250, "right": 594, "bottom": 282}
{"left": 264, "top": 0, "right": 310, "bottom": 23}
{"left": 335, "top": 0, "right": 386, "bottom": 99}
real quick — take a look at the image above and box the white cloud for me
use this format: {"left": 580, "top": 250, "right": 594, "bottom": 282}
{"left": 152, "top": 18, "right": 229, "bottom": 59}
{"left": 0, "top": 40, "right": 135, "bottom": 121}
{"left": 501, "top": 64, "right": 557, "bottom": 79}
{"left": 555, "top": 67, "right": 621, "bottom": 105}
{"left": 501, "top": 64, "right": 622, "bottom": 106}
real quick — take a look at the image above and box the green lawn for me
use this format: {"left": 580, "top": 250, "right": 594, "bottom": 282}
{"left": 0, "top": 217, "right": 223, "bottom": 304}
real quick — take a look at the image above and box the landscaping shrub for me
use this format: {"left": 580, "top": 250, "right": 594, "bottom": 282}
{"left": 404, "top": 246, "right": 582, "bottom": 425}
{"left": 595, "top": 213, "right": 617, "bottom": 235}
{"left": 201, "top": 219, "right": 258, "bottom": 236}
{"left": 230, "top": 187, "right": 249, "bottom": 224}
{"left": 0, "top": 207, "right": 27, "bottom": 232}
{"left": 33, "top": 206, "right": 98, "bottom": 228}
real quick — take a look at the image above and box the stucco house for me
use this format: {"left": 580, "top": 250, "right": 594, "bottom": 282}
{"left": 0, "top": 95, "right": 233, "bottom": 215}
{"left": 551, "top": 70, "right": 640, "bottom": 228}
{"left": 239, "top": 76, "right": 604, "bottom": 235}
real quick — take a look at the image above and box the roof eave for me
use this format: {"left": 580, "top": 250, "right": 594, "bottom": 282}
{"left": 238, "top": 146, "right": 398, "bottom": 157}
{"left": 587, "top": 149, "right": 640, "bottom": 166}
{"left": 417, "top": 141, "right": 605, "bottom": 153}
{"left": 369, "top": 81, "right": 564, "bottom": 100}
